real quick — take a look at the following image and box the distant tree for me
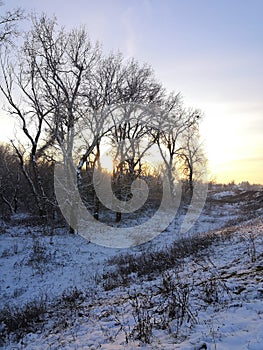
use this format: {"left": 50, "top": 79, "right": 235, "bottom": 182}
{"left": 154, "top": 93, "right": 200, "bottom": 199}
{"left": 0, "top": 143, "right": 20, "bottom": 218}
{"left": 178, "top": 121, "right": 207, "bottom": 198}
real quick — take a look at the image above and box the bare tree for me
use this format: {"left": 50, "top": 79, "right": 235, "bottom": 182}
{"left": 0, "top": 2, "right": 24, "bottom": 44}
{"left": 107, "top": 59, "right": 163, "bottom": 222}
{"left": 0, "top": 49, "right": 54, "bottom": 218}
{"left": 154, "top": 93, "right": 200, "bottom": 199}
{"left": 20, "top": 14, "right": 103, "bottom": 231}
{"left": 76, "top": 53, "right": 125, "bottom": 220}
{"left": 178, "top": 122, "right": 207, "bottom": 198}
{"left": 118, "top": 58, "right": 163, "bottom": 104}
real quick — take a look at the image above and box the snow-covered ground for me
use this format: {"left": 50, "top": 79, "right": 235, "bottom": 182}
{"left": 0, "top": 188, "right": 262, "bottom": 349}
{"left": 211, "top": 190, "right": 236, "bottom": 199}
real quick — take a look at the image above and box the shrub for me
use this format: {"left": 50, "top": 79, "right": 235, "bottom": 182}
{"left": 0, "top": 297, "right": 47, "bottom": 341}
{"left": 104, "top": 229, "right": 231, "bottom": 290}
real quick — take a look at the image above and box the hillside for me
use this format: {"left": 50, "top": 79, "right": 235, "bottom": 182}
{"left": 0, "top": 188, "right": 262, "bottom": 349}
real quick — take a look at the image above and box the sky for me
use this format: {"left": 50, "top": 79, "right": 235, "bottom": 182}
{"left": 1, "top": 0, "right": 262, "bottom": 184}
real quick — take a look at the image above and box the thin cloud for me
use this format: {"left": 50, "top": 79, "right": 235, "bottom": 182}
{"left": 230, "top": 157, "right": 263, "bottom": 165}
{"left": 121, "top": 6, "right": 137, "bottom": 58}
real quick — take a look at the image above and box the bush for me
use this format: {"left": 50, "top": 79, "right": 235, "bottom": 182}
{"left": 118, "top": 270, "right": 197, "bottom": 344}
{"left": 129, "top": 292, "right": 154, "bottom": 344}
{"left": 26, "top": 238, "right": 56, "bottom": 275}
{"left": 104, "top": 229, "right": 232, "bottom": 290}
{"left": 0, "top": 297, "right": 47, "bottom": 341}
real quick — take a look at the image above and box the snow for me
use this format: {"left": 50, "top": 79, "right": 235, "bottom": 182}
{"left": 1, "top": 188, "right": 263, "bottom": 349}
{"left": 0, "top": 226, "right": 123, "bottom": 309}
{"left": 211, "top": 191, "right": 236, "bottom": 199}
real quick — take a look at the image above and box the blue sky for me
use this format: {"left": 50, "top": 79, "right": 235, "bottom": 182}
{"left": 1, "top": 0, "right": 263, "bottom": 183}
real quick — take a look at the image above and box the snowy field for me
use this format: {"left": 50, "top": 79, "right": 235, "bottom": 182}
{"left": 0, "top": 187, "right": 263, "bottom": 349}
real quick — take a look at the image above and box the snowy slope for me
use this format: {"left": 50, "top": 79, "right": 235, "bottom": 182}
{"left": 0, "top": 189, "right": 263, "bottom": 349}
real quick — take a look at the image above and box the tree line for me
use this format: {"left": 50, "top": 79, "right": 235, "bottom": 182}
{"left": 0, "top": 11, "right": 206, "bottom": 230}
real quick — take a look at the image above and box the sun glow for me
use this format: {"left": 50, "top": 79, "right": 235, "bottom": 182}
{"left": 189, "top": 101, "right": 263, "bottom": 185}
{"left": 100, "top": 151, "right": 114, "bottom": 173}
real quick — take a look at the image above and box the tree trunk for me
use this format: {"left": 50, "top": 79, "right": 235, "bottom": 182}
{"left": 116, "top": 211, "right": 122, "bottom": 222}
{"left": 93, "top": 193, "right": 100, "bottom": 220}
